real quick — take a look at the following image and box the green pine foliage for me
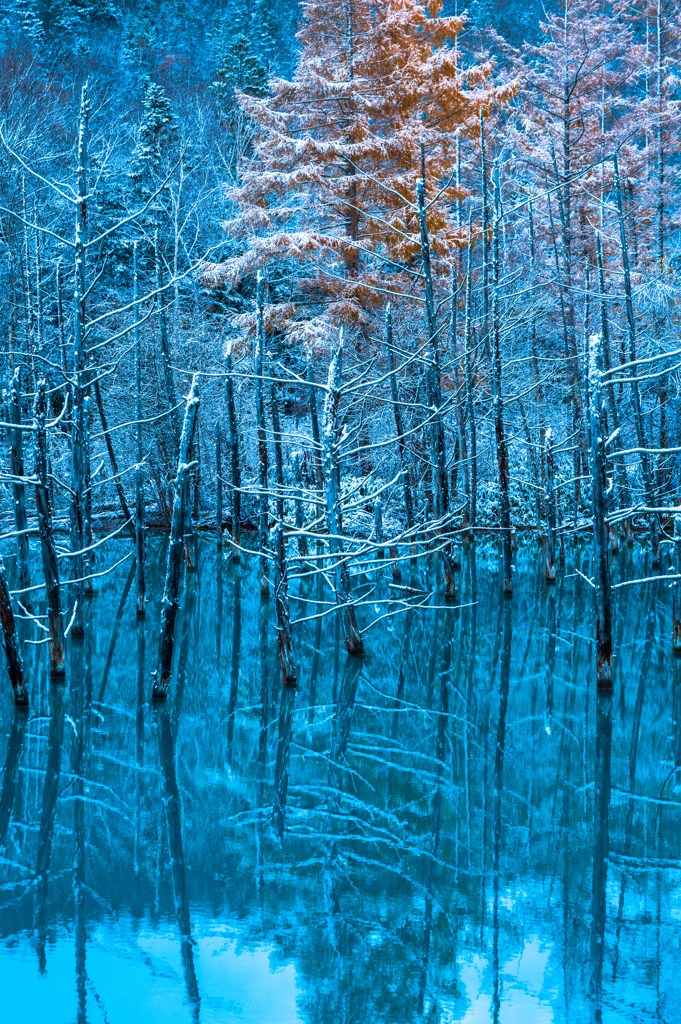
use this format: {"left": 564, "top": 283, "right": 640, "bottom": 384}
{"left": 212, "top": 31, "right": 269, "bottom": 115}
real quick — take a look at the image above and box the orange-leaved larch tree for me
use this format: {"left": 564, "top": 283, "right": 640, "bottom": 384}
{"left": 202, "top": 0, "right": 516, "bottom": 350}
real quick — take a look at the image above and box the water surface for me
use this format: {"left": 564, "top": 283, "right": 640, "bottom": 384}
{"left": 1, "top": 539, "right": 680, "bottom": 1024}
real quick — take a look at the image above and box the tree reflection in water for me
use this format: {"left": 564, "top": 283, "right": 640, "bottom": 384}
{"left": 0, "top": 538, "right": 679, "bottom": 1023}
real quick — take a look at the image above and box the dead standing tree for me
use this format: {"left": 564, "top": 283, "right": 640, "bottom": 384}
{"left": 322, "top": 332, "right": 364, "bottom": 657}
{"left": 5, "top": 369, "right": 31, "bottom": 607}
{"left": 33, "top": 380, "right": 65, "bottom": 677}
{"left": 587, "top": 334, "right": 613, "bottom": 689}
{"left": 153, "top": 376, "right": 200, "bottom": 700}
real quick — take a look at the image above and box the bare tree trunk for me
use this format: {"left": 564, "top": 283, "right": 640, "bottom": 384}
{"left": 416, "top": 161, "right": 455, "bottom": 597}
{"left": 216, "top": 425, "right": 223, "bottom": 550}
{"left": 255, "top": 273, "right": 270, "bottom": 598}
{"left": 386, "top": 306, "right": 416, "bottom": 575}
{"left": 70, "top": 85, "right": 91, "bottom": 638}
{"left": 464, "top": 228, "right": 477, "bottom": 537}
{"left": 134, "top": 243, "right": 145, "bottom": 617}
{"left": 307, "top": 354, "right": 325, "bottom": 496}
{"left": 596, "top": 232, "right": 630, "bottom": 546}
{"left": 491, "top": 164, "right": 513, "bottom": 595}
{"left": 153, "top": 376, "right": 200, "bottom": 699}
{"left": 33, "top": 380, "right": 65, "bottom": 677}
{"left": 0, "top": 555, "right": 28, "bottom": 706}
{"left": 292, "top": 452, "right": 309, "bottom": 560}
{"left": 673, "top": 515, "right": 681, "bottom": 655}
{"left": 92, "top": 379, "right": 135, "bottom": 541}
{"left": 322, "top": 333, "right": 364, "bottom": 656}
{"left": 587, "top": 334, "right": 613, "bottom": 689}
{"left": 155, "top": 231, "right": 181, "bottom": 457}
{"left": 613, "top": 154, "right": 660, "bottom": 566}
{"left": 6, "top": 369, "right": 31, "bottom": 606}
{"left": 225, "top": 341, "right": 241, "bottom": 560}
{"left": 269, "top": 358, "right": 285, "bottom": 524}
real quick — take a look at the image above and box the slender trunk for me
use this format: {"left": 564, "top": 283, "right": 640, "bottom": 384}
{"left": 269, "top": 357, "right": 285, "bottom": 524}
{"left": 33, "top": 380, "right": 65, "bottom": 677}
{"left": 464, "top": 228, "right": 477, "bottom": 535}
{"left": 153, "top": 376, "right": 200, "bottom": 699}
{"left": 255, "top": 273, "right": 270, "bottom": 598}
{"left": 216, "top": 424, "right": 223, "bottom": 549}
{"left": 596, "top": 232, "right": 630, "bottom": 529}
{"left": 491, "top": 164, "right": 513, "bottom": 595}
{"left": 70, "top": 85, "right": 90, "bottom": 638}
{"left": 587, "top": 334, "right": 613, "bottom": 689}
{"left": 92, "top": 378, "right": 135, "bottom": 540}
{"left": 480, "top": 111, "right": 490, "bottom": 359}
{"left": 385, "top": 306, "right": 416, "bottom": 573}
{"left": 292, "top": 452, "right": 309, "bottom": 560}
{"left": 673, "top": 515, "right": 681, "bottom": 655}
{"left": 6, "top": 369, "right": 31, "bottom": 606}
{"left": 155, "top": 232, "right": 181, "bottom": 457}
{"left": 225, "top": 341, "right": 241, "bottom": 560}
{"left": 417, "top": 165, "right": 454, "bottom": 596}
{"left": 134, "top": 244, "right": 145, "bottom": 617}
{"left": 613, "top": 154, "right": 659, "bottom": 566}
{"left": 322, "top": 333, "right": 364, "bottom": 656}
{"left": 307, "top": 355, "right": 325, "bottom": 495}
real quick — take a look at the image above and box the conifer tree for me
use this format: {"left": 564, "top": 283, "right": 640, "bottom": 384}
{"left": 204, "top": 0, "right": 515, "bottom": 347}
{"left": 212, "top": 31, "right": 269, "bottom": 116}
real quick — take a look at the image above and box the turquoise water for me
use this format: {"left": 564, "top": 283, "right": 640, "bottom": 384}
{"left": 0, "top": 538, "right": 680, "bottom": 1023}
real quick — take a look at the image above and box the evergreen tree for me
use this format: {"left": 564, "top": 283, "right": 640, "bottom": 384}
{"left": 212, "top": 31, "right": 269, "bottom": 116}
{"left": 132, "top": 80, "right": 178, "bottom": 183}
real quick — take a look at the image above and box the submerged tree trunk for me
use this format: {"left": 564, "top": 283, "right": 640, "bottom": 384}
{"left": 153, "top": 376, "right": 200, "bottom": 699}
{"left": 322, "top": 333, "right": 364, "bottom": 657}
{"left": 587, "top": 334, "right": 613, "bottom": 689}
{"left": 33, "top": 380, "right": 65, "bottom": 677}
